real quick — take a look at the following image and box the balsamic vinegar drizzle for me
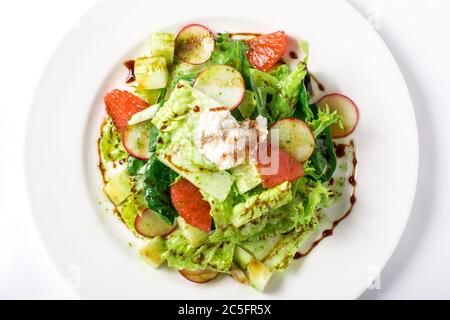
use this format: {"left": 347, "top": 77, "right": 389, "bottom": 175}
{"left": 309, "top": 73, "right": 326, "bottom": 92}
{"left": 124, "top": 60, "right": 136, "bottom": 83}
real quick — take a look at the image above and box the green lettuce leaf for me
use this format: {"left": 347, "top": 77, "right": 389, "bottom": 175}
{"left": 163, "top": 230, "right": 235, "bottom": 272}
{"left": 119, "top": 191, "right": 147, "bottom": 234}
{"left": 210, "top": 33, "right": 250, "bottom": 78}
{"left": 263, "top": 230, "right": 310, "bottom": 271}
{"left": 100, "top": 119, "right": 127, "bottom": 162}
{"left": 291, "top": 179, "right": 333, "bottom": 230}
{"left": 308, "top": 105, "right": 343, "bottom": 138}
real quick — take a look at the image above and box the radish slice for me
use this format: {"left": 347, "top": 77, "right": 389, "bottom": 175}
{"left": 271, "top": 118, "right": 315, "bottom": 162}
{"left": 194, "top": 65, "right": 245, "bottom": 110}
{"left": 122, "top": 121, "right": 152, "bottom": 160}
{"left": 175, "top": 24, "right": 215, "bottom": 65}
{"left": 134, "top": 209, "right": 177, "bottom": 238}
{"left": 317, "top": 93, "right": 359, "bottom": 138}
{"left": 179, "top": 269, "right": 219, "bottom": 283}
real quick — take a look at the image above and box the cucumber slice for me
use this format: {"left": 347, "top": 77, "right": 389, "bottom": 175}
{"left": 175, "top": 24, "right": 215, "bottom": 65}
{"left": 134, "top": 89, "right": 160, "bottom": 105}
{"left": 271, "top": 118, "right": 315, "bottom": 163}
{"left": 234, "top": 246, "right": 253, "bottom": 270}
{"left": 134, "top": 56, "right": 169, "bottom": 89}
{"left": 177, "top": 217, "right": 208, "bottom": 247}
{"left": 230, "top": 34, "right": 258, "bottom": 41}
{"left": 103, "top": 171, "right": 132, "bottom": 206}
{"left": 151, "top": 32, "right": 175, "bottom": 65}
{"left": 241, "top": 235, "right": 281, "bottom": 261}
{"left": 134, "top": 208, "right": 177, "bottom": 238}
{"left": 318, "top": 93, "right": 359, "bottom": 138}
{"left": 128, "top": 104, "right": 159, "bottom": 126}
{"left": 229, "top": 263, "right": 249, "bottom": 285}
{"left": 194, "top": 65, "right": 245, "bottom": 109}
{"left": 122, "top": 120, "right": 153, "bottom": 160}
{"left": 140, "top": 236, "right": 166, "bottom": 268}
{"left": 230, "top": 163, "right": 261, "bottom": 194}
{"left": 179, "top": 269, "right": 219, "bottom": 283}
{"left": 247, "top": 260, "right": 273, "bottom": 292}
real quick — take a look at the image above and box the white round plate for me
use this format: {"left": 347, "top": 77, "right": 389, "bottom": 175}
{"left": 26, "top": 0, "right": 418, "bottom": 299}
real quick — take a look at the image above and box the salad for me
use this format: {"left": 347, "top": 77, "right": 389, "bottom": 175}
{"left": 98, "top": 24, "right": 359, "bottom": 291}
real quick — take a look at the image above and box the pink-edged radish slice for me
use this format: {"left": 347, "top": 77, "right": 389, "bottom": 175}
{"left": 317, "top": 93, "right": 359, "bottom": 138}
{"left": 134, "top": 209, "right": 177, "bottom": 238}
{"left": 271, "top": 118, "right": 315, "bottom": 162}
{"left": 175, "top": 24, "right": 215, "bottom": 65}
{"left": 179, "top": 269, "right": 219, "bottom": 283}
{"left": 194, "top": 65, "right": 245, "bottom": 110}
{"left": 122, "top": 120, "right": 152, "bottom": 160}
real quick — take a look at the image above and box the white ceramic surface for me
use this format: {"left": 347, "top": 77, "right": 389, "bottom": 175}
{"left": 25, "top": 0, "right": 418, "bottom": 299}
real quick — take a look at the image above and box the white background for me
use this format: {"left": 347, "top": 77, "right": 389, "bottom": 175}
{"left": 0, "top": 0, "right": 449, "bottom": 299}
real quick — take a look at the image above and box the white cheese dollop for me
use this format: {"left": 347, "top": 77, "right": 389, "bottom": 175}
{"left": 196, "top": 107, "right": 268, "bottom": 170}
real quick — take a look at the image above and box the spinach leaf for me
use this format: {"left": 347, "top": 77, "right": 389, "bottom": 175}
{"left": 293, "top": 82, "right": 314, "bottom": 122}
{"left": 308, "top": 128, "right": 337, "bottom": 182}
{"left": 148, "top": 125, "right": 159, "bottom": 153}
{"left": 249, "top": 71, "right": 272, "bottom": 123}
{"left": 157, "top": 88, "right": 167, "bottom": 103}
{"left": 126, "top": 156, "right": 146, "bottom": 176}
{"left": 143, "top": 156, "right": 179, "bottom": 224}
{"left": 299, "top": 82, "right": 314, "bottom": 121}
{"left": 299, "top": 104, "right": 337, "bottom": 182}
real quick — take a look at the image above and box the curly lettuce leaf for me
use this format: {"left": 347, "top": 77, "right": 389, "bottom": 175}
{"left": 163, "top": 230, "right": 235, "bottom": 272}
{"left": 308, "top": 105, "right": 343, "bottom": 138}
{"left": 269, "top": 64, "right": 290, "bottom": 81}
{"left": 291, "top": 179, "right": 332, "bottom": 230}
{"left": 210, "top": 33, "right": 250, "bottom": 78}
{"left": 280, "top": 62, "right": 307, "bottom": 106}
{"left": 249, "top": 63, "right": 308, "bottom": 122}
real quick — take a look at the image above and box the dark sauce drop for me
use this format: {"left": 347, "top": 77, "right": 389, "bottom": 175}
{"left": 310, "top": 73, "right": 326, "bottom": 91}
{"left": 193, "top": 105, "right": 201, "bottom": 112}
{"left": 335, "top": 144, "right": 347, "bottom": 158}
{"left": 322, "top": 229, "right": 333, "bottom": 238}
{"left": 329, "top": 178, "right": 335, "bottom": 186}
{"left": 289, "top": 51, "right": 298, "bottom": 59}
{"left": 349, "top": 175, "right": 357, "bottom": 187}
{"left": 124, "top": 60, "right": 136, "bottom": 83}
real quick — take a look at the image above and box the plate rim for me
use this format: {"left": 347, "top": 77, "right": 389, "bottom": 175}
{"left": 25, "top": 0, "right": 419, "bottom": 299}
